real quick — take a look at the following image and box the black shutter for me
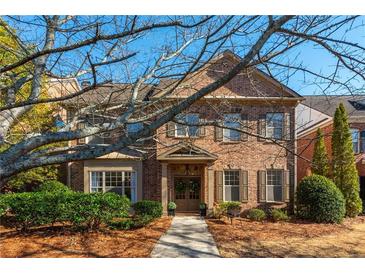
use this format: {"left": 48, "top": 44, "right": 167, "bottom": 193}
{"left": 239, "top": 170, "right": 249, "bottom": 202}
{"left": 257, "top": 114, "right": 266, "bottom": 142}
{"left": 215, "top": 170, "right": 223, "bottom": 202}
{"left": 258, "top": 170, "right": 267, "bottom": 202}
{"left": 241, "top": 114, "right": 248, "bottom": 141}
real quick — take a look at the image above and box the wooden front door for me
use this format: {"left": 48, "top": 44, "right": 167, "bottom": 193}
{"left": 174, "top": 176, "right": 201, "bottom": 212}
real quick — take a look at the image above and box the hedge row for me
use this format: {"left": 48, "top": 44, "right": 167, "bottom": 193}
{"left": 0, "top": 191, "right": 130, "bottom": 230}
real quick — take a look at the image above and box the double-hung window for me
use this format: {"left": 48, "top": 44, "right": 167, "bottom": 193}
{"left": 266, "top": 169, "right": 283, "bottom": 202}
{"left": 266, "top": 113, "right": 284, "bottom": 139}
{"left": 175, "top": 114, "right": 199, "bottom": 137}
{"left": 90, "top": 171, "right": 137, "bottom": 203}
{"left": 87, "top": 123, "right": 113, "bottom": 144}
{"left": 351, "top": 128, "right": 360, "bottom": 154}
{"left": 223, "top": 170, "right": 240, "bottom": 201}
{"left": 223, "top": 113, "right": 240, "bottom": 142}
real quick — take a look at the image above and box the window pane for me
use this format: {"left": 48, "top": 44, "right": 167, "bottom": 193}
{"left": 224, "top": 186, "right": 239, "bottom": 201}
{"left": 266, "top": 113, "right": 284, "bottom": 139}
{"left": 186, "top": 114, "right": 199, "bottom": 137}
{"left": 266, "top": 170, "right": 283, "bottom": 202}
{"left": 90, "top": 171, "right": 103, "bottom": 192}
{"left": 351, "top": 129, "right": 359, "bottom": 154}
{"left": 223, "top": 114, "right": 240, "bottom": 141}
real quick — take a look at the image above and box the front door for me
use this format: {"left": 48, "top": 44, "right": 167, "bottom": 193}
{"left": 174, "top": 177, "right": 201, "bottom": 212}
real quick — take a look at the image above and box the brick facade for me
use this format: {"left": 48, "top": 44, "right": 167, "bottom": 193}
{"left": 66, "top": 52, "right": 301, "bottom": 213}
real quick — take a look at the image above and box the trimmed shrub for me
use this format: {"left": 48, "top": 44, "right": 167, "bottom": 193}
{"left": 296, "top": 175, "right": 346, "bottom": 223}
{"left": 108, "top": 218, "right": 135, "bottom": 230}
{"left": 133, "top": 215, "right": 154, "bottom": 228}
{"left": 0, "top": 194, "right": 11, "bottom": 217}
{"left": 247, "top": 208, "right": 266, "bottom": 221}
{"left": 36, "top": 180, "right": 71, "bottom": 193}
{"left": 1, "top": 191, "right": 130, "bottom": 230}
{"left": 271, "top": 209, "right": 289, "bottom": 222}
{"left": 133, "top": 200, "right": 163, "bottom": 219}
{"left": 65, "top": 192, "right": 130, "bottom": 229}
{"left": 219, "top": 201, "right": 241, "bottom": 214}
{"left": 2, "top": 192, "right": 63, "bottom": 229}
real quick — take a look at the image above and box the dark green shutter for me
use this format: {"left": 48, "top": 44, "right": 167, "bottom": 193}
{"left": 283, "top": 170, "right": 290, "bottom": 202}
{"left": 240, "top": 114, "right": 248, "bottom": 141}
{"left": 215, "top": 170, "right": 223, "bottom": 202}
{"left": 239, "top": 170, "right": 248, "bottom": 202}
{"left": 77, "top": 122, "right": 86, "bottom": 144}
{"left": 166, "top": 121, "right": 175, "bottom": 137}
{"left": 258, "top": 170, "right": 266, "bottom": 202}
{"left": 257, "top": 114, "right": 266, "bottom": 141}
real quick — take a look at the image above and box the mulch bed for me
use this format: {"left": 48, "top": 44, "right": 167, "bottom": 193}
{"left": 206, "top": 216, "right": 365, "bottom": 257}
{"left": 206, "top": 216, "right": 365, "bottom": 241}
{"left": 0, "top": 217, "right": 172, "bottom": 258}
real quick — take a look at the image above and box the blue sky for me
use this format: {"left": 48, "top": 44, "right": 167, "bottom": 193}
{"left": 4, "top": 15, "right": 365, "bottom": 96}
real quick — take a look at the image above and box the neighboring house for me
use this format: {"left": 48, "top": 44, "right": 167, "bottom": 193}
{"left": 55, "top": 51, "right": 303, "bottom": 213}
{"left": 296, "top": 95, "right": 365, "bottom": 202}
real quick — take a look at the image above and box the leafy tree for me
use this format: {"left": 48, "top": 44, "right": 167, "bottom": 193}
{"left": 332, "top": 103, "right": 362, "bottom": 217}
{"left": 0, "top": 22, "right": 60, "bottom": 192}
{"left": 312, "top": 128, "right": 330, "bottom": 177}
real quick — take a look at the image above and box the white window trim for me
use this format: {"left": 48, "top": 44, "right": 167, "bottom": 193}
{"left": 89, "top": 170, "right": 137, "bottom": 203}
{"left": 223, "top": 113, "right": 241, "bottom": 142}
{"left": 266, "top": 113, "right": 284, "bottom": 140}
{"left": 223, "top": 169, "right": 240, "bottom": 202}
{"left": 266, "top": 169, "right": 284, "bottom": 203}
{"left": 174, "top": 113, "right": 200, "bottom": 138}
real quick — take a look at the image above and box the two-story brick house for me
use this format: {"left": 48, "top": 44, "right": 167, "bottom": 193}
{"left": 59, "top": 51, "right": 303, "bottom": 213}
{"left": 296, "top": 95, "right": 365, "bottom": 203}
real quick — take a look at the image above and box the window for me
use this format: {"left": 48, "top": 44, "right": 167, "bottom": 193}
{"left": 90, "top": 171, "right": 137, "bottom": 202}
{"left": 266, "top": 170, "right": 283, "bottom": 202}
{"left": 223, "top": 113, "right": 240, "bottom": 141}
{"left": 361, "top": 131, "right": 365, "bottom": 153}
{"left": 266, "top": 113, "right": 284, "bottom": 139}
{"left": 86, "top": 123, "right": 113, "bottom": 145}
{"left": 351, "top": 128, "right": 360, "bottom": 154}
{"left": 175, "top": 114, "right": 199, "bottom": 137}
{"left": 126, "top": 122, "right": 143, "bottom": 134}
{"left": 224, "top": 170, "right": 240, "bottom": 201}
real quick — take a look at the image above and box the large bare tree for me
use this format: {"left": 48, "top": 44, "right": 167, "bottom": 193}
{"left": 0, "top": 15, "right": 364, "bottom": 186}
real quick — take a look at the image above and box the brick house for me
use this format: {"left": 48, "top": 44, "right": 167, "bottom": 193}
{"left": 296, "top": 95, "right": 365, "bottom": 203}
{"left": 57, "top": 51, "right": 303, "bottom": 213}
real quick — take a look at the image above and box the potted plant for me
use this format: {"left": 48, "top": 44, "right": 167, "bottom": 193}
{"left": 168, "top": 202, "right": 177, "bottom": 216}
{"left": 199, "top": 202, "right": 207, "bottom": 217}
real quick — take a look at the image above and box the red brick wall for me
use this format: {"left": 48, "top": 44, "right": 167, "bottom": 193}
{"left": 297, "top": 122, "right": 365, "bottom": 183}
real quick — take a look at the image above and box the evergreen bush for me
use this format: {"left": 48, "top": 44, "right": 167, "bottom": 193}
{"left": 296, "top": 175, "right": 345, "bottom": 223}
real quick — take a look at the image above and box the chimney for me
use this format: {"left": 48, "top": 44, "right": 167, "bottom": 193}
{"left": 81, "top": 81, "right": 91, "bottom": 89}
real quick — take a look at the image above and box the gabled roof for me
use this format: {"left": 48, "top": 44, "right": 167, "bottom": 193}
{"left": 157, "top": 142, "right": 218, "bottom": 161}
{"left": 302, "top": 95, "right": 365, "bottom": 119}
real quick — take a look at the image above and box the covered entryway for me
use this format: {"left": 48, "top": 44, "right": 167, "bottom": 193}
{"left": 174, "top": 176, "right": 201, "bottom": 212}
{"left": 157, "top": 142, "right": 218, "bottom": 213}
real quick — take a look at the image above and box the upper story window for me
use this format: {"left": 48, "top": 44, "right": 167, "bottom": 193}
{"left": 126, "top": 122, "right": 143, "bottom": 135}
{"left": 223, "top": 170, "right": 240, "bottom": 201}
{"left": 266, "top": 169, "right": 283, "bottom": 202}
{"left": 87, "top": 123, "right": 113, "bottom": 145}
{"left": 175, "top": 114, "right": 199, "bottom": 137}
{"left": 223, "top": 113, "right": 241, "bottom": 142}
{"left": 266, "top": 113, "right": 284, "bottom": 139}
{"left": 351, "top": 128, "right": 360, "bottom": 154}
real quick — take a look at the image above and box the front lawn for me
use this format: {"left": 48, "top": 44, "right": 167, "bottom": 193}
{"left": 206, "top": 216, "right": 365, "bottom": 257}
{"left": 0, "top": 217, "right": 172, "bottom": 258}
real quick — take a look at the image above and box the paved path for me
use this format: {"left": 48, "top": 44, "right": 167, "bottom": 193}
{"left": 150, "top": 216, "right": 221, "bottom": 258}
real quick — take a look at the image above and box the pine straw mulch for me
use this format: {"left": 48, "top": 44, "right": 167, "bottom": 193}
{"left": 0, "top": 217, "right": 172, "bottom": 258}
{"left": 206, "top": 216, "right": 365, "bottom": 258}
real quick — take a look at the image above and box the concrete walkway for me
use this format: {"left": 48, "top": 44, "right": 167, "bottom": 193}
{"left": 150, "top": 216, "right": 221, "bottom": 258}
